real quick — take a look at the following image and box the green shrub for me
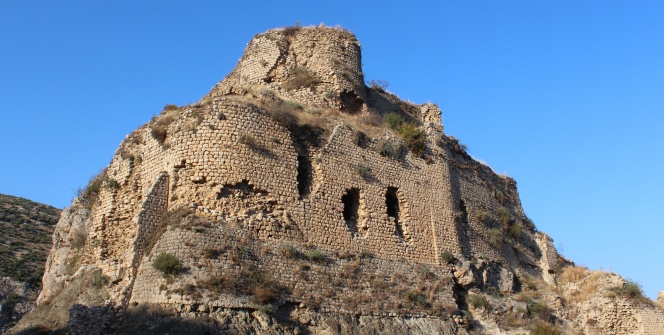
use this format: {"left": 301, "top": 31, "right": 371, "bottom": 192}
{"left": 377, "top": 140, "right": 401, "bottom": 159}
{"left": 498, "top": 206, "right": 511, "bottom": 226}
{"left": 477, "top": 210, "right": 490, "bottom": 223}
{"left": 282, "top": 24, "right": 301, "bottom": 37}
{"left": 352, "top": 130, "right": 368, "bottom": 147}
{"left": 201, "top": 266, "right": 283, "bottom": 304}
{"left": 528, "top": 300, "right": 552, "bottom": 321}
{"left": 454, "top": 211, "right": 465, "bottom": 221}
{"left": 381, "top": 112, "right": 426, "bottom": 157}
{"left": 150, "top": 111, "right": 177, "bottom": 145}
{"left": 440, "top": 251, "right": 456, "bottom": 264}
{"left": 306, "top": 249, "right": 325, "bottom": 263}
{"left": 399, "top": 123, "right": 425, "bottom": 157}
{"left": 105, "top": 177, "right": 120, "bottom": 190}
{"left": 403, "top": 290, "right": 426, "bottom": 306}
{"left": 239, "top": 133, "right": 258, "bottom": 148}
{"left": 65, "top": 253, "right": 81, "bottom": 275}
{"left": 152, "top": 253, "right": 183, "bottom": 277}
{"left": 467, "top": 294, "right": 489, "bottom": 309}
{"left": 447, "top": 136, "right": 468, "bottom": 154}
{"left": 530, "top": 322, "right": 560, "bottom": 335}
{"left": 257, "top": 304, "right": 275, "bottom": 315}
{"left": 279, "top": 244, "right": 297, "bottom": 259}
{"left": 509, "top": 223, "right": 522, "bottom": 239}
{"left": 355, "top": 164, "right": 373, "bottom": 181}
{"left": 523, "top": 215, "right": 536, "bottom": 232}
{"left": 284, "top": 100, "right": 303, "bottom": 110}
{"left": 612, "top": 279, "right": 646, "bottom": 301}
{"left": 204, "top": 248, "right": 221, "bottom": 259}
{"left": 78, "top": 171, "right": 106, "bottom": 207}
{"left": 268, "top": 107, "right": 299, "bottom": 129}
{"left": 150, "top": 124, "right": 167, "bottom": 144}
{"left": 383, "top": 112, "right": 404, "bottom": 130}
{"left": 369, "top": 79, "right": 389, "bottom": 91}
{"left": 163, "top": 104, "right": 179, "bottom": 111}
{"left": 494, "top": 190, "right": 506, "bottom": 204}
{"left": 485, "top": 285, "right": 501, "bottom": 297}
{"left": 91, "top": 269, "right": 110, "bottom": 288}
{"left": 489, "top": 229, "right": 503, "bottom": 247}
{"left": 161, "top": 207, "right": 193, "bottom": 227}
{"left": 357, "top": 249, "right": 373, "bottom": 259}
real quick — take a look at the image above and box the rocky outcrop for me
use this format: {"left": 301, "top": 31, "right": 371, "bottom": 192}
{"left": 0, "top": 277, "right": 37, "bottom": 332}
{"left": 38, "top": 199, "right": 91, "bottom": 305}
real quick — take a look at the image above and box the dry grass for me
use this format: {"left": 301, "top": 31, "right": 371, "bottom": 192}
{"left": 198, "top": 266, "right": 282, "bottom": 304}
{"left": 566, "top": 271, "right": 604, "bottom": 303}
{"left": 496, "top": 309, "right": 529, "bottom": 330}
{"left": 283, "top": 66, "right": 321, "bottom": 90}
{"left": 150, "top": 109, "right": 178, "bottom": 144}
{"left": 520, "top": 274, "right": 549, "bottom": 292}
{"left": 558, "top": 265, "right": 590, "bottom": 286}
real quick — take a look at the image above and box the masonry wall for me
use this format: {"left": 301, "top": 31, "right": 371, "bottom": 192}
{"left": 130, "top": 223, "right": 457, "bottom": 316}
{"left": 78, "top": 94, "right": 543, "bottom": 275}
{"left": 142, "top": 100, "right": 462, "bottom": 264}
{"left": 447, "top": 155, "right": 541, "bottom": 275}
{"left": 134, "top": 173, "right": 169, "bottom": 256}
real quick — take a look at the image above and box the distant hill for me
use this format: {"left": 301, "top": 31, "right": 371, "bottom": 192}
{"left": 0, "top": 194, "right": 59, "bottom": 287}
{"left": 0, "top": 194, "right": 59, "bottom": 331}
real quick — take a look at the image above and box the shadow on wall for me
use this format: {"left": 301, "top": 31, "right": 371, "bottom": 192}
{"left": 114, "top": 305, "right": 219, "bottom": 335}
{"left": 12, "top": 305, "right": 219, "bottom": 335}
{"left": 12, "top": 326, "right": 67, "bottom": 335}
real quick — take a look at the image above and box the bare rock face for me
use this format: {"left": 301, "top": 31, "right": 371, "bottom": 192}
{"left": 0, "top": 277, "right": 36, "bottom": 330}
{"left": 38, "top": 199, "right": 91, "bottom": 305}
{"left": 14, "top": 26, "right": 664, "bottom": 334}
{"left": 453, "top": 261, "right": 480, "bottom": 288}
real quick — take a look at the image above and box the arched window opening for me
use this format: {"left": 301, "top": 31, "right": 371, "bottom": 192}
{"left": 342, "top": 188, "right": 360, "bottom": 236}
{"left": 386, "top": 187, "right": 403, "bottom": 238}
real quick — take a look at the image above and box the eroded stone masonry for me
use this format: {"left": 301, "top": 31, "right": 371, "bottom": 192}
{"left": 27, "top": 26, "right": 664, "bottom": 334}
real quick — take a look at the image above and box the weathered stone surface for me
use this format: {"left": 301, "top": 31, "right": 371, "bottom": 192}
{"left": 0, "top": 277, "right": 37, "bottom": 330}
{"left": 38, "top": 199, "right": 91, "bottom": 305}
{"left": 453, "top": 261, "right": 479, "bottom": 288}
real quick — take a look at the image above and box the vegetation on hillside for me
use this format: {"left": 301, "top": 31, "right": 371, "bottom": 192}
{"left": 0, "top": 194, "right": 59, "bottom": 288}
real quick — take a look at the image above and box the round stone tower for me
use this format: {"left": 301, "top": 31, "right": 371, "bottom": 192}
{"left": 204, "top": 26, "right": 367, "bottom": 113}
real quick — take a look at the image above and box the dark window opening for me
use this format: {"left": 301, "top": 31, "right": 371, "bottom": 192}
{"left": 459, "top": 200, "right": 469, "bottom": 224}
{"left": 297, "top": 153, "right": 312, "bottom": 199}
{"left": 342, "top": 188, "right": 360, "bottom": 236}
{"left": 386, "top": 187, "right": 403, "bottom": 238}
{"left": 340, "top": 90, "right": 364, "bottom": 114}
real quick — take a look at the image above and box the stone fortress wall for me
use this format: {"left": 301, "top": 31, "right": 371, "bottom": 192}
{"left": 40, "top": 25, "right": 543, "bottom": 310}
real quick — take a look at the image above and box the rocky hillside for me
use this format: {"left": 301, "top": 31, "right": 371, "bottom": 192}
{"left": 10, "top": 26, "right": 664, "bottom": 335}
{"left": 0, "top": 194, "right": 60, "bottom": 331}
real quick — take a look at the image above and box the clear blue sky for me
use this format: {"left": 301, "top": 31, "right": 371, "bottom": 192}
{"left": 1, "top": 1, "right": 662, "bottom": 299}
